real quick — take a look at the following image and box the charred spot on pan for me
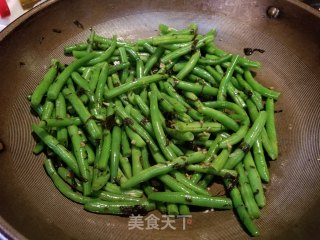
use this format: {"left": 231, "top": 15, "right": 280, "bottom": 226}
{"left": 240, "top": 142, "right": 250, "bottom": 153}
{"left": 39, "top": 36, "right": 45, "bottom": 44}
{"left": 52, "top": 28, "right": 62, "bottom": 33}
{"left": 73, "top": 20, "right": 84, "bottom": 29}
{"left": 274, "top": 109, "right": 283, "bottom": 113}
{"left": 120, "top": 205, "right": 148, "bottom": 216}
{"left": 0, "top": 140, "right": 5, "bottom": 152}
{"left": 243, "top": 48, "right": 265, "bottom": 56}
{"left": 123, "top": 118, "right": 134, "bottom": 126}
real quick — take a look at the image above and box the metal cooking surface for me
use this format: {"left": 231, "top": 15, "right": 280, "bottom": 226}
{"left": 0, "top": 0, "right": 319, "bottom": 239}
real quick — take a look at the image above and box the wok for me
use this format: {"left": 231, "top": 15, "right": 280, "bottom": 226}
{"left": 0, "top": 0, "right": 320, "bottom": 239}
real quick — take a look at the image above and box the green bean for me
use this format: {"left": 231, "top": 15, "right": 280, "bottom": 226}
{"left": 97, "top": 129, "right": 112, "bottom": 171}
{"left": 40, "top": 117, "right": 82, "bottom": 128}
{"left": 114, "top": 101, "right": 159, "bottom": 152}
{"left": 178, "top": 204, "right": 191, "bottom": 215}
{"left": 236, "top": 73, "right": 263, "bottom": 110}
{"left": 116, "top": 168, "right": 128, "bottom": 185}
{"left": 136, "top": 60, "right": 144, "bottom": 78}
{"left": 134, "top": 94, "right": 150, "bottom": 116}
{"left": 89, "top": 66, "right": 101, "bottom": 92}
{"left": 158, "top": 174, "right": 195, "bottom": 194}
{"left": 236, "top": 163, "right": 260, "bottom": 219}
{"left": 105, "top": 74, "right": 167, "bottom": 99}
{"left": 32, "top": 124, "right": 80, "bottom": 176}
{"left": 186, "top": 165, "right": 237, "bottom": 178}
{"left": 197, "top": 174, "right": 214, "bottom": 189}
{"left": 169, "top": 79, "right": 218, "bottom": 96}
{"left": 199, "top": 106, "right": 239, "bottom": 131}
{"left": 211, "top": 148, "right": 231, "bottom": 173}
{"left": 164, "top": 127, "right": 194, "bottom": 142}
{"left": 169, "top": 142, "right": 184, "bottom": 156}
{"left": 63, "top": 88, "right": 102, "bottom": 140}
{"left": 244, "top": 70, "right": 280, "bottom": 100}
{"left": 92, "top": 169, "right": 110, "bottom": 191}
{"left": 143, "top": 47, "right": 164, "bottom": 75}
{"left": 120, "top": 158, "right": 185, "bottom": 189}
{"left": 125, "top": 126, "right": 146, "bottom": 147}
{"left": 95, "top": 63, "right": 109, "bottom": 103}
{"left": 164, "top": 188, "right": 179, "bottom": 216}
{"left": 119, "top": 155, "right": 132, "bottom": 179}
{"left": 57, "top": 167, "right": 83, "bottom": 192}
{"left": 253, "top": 138, "right": 270, "bottom": 183}
{"left": 140, "top": 147, "right": 150, "bottom": 169}
{"left": 121, "top": 152, "right": 205, "bottom": 189}
{"left": 227, "top": 82, "right": 247, "bottom": 108}
{"left": 171, "top": 171, "right": 210, "bottom": 196}
{"left": 44, "top": 159, "right": 93, "bottom": 204}
{"left": 68, "top": 125, "right": 90, "bottom": 182}
{"left": 224, "top": 111, "right": 267, "bottom": 170}
{"left": 126, "top": 105, "right": 153, "bottom": 136}
{"left": 173, "top": 63, "right": 217, "bottom": 86}
{"left": 222, "top": 62, "right": 244, "bottom": 75}
{"left": 84, "top": 200, "right": 155, "bottom": 215}
{"left": 104, "top": 182, "right": 143, "bottom": 197}
{"left": 85, "top": 144, "right": 95, "bottom": 165}
{"left": 131, "top": 146, "right": 143, "bottom": 176}
{"left": 176, "top": 50, "right": 200, "bottom": 80}
{"left": 186, "top": 73, "right": 210, "bottom": 86}
{"left": 161, "top": 34, "right": 213, "bottom": 64}
{"left": 246, "top": 99, "right": 276, "bottom": 160}
{"left": 219, "top": 120, "right": 250, "bottom": 149}
{"left": 47, "top": 53, "right": 97, "bottom": 101}
{"left": 121, "top": 130, "right": 131, "bottom": 157}
{"left": 110, "top": 126, "right": 122, "bottom": 182}
{"left": 150, "top": 90, "right": 177, "bottom": 160}
{"left": 87, "top": 36, "right": 117, "bottom": 66}
{"left": 141, "top": 42, "right": 155, "bottom": 54}
{"left": 199, "top": 54, "right": 232, "bottom": 65}
{"left": 215, "top": 64, "right": 224, "bottom": 75}
{"left": 117, "top": 47, "right": 128, "bottom": 83}
{"left": 98, "top": 191, "right": 141, "bottom": 203}
{"left": 125, "top": 46, "right": 140, "bottom": 62}
{"left": 265, "top": 98, "right": 278, "bottom": 158}
{"left": 71, "top": 71, "right": 91, "bottom": 91}
{"left": 243, "top": 111, "right": 267, "bottom": 148}
{"left": 243, "top": 152, "right": 266, "bottom": 208}
{"left": 31, "top": 60, "right": 59, "bottom": 107}
{"left": 147, "top": 34, "right": 195, "bottom": 45}
{"left": 149, "top": 192, "right": 232, "bottom": 209}
{"left": 109, "top": 62, "right": 130, "bottom": 75}
{"left": 174, "top": 121, "right": 225, "bottom": 133}
{"left": 55, "top": 94, "right": 68, "bottom": 146}
{"left": 32, "top": 142, "right": 44, "bottom": 155}
{"left": 64, "top": 43, "right": 88, "bottom": 55}
{"left": 224, "top": 179, "right": 260, "bottom": 236}
{"left": 160, "top": 92, "right": 187, "bottom": 113}
{"left": 41, "top": 100, "right": 54, "bottom": 120}
{"left": 217, "top": 55, "right": 239, "bottom": 101}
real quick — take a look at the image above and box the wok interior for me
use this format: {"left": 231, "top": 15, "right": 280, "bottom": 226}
{"left": 0, "top": 0, "right": 320, "bottom": 239}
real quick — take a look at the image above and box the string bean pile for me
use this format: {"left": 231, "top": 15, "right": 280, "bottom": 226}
{"left": 29, "top": 23, "right": 280, "bottom": 236}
